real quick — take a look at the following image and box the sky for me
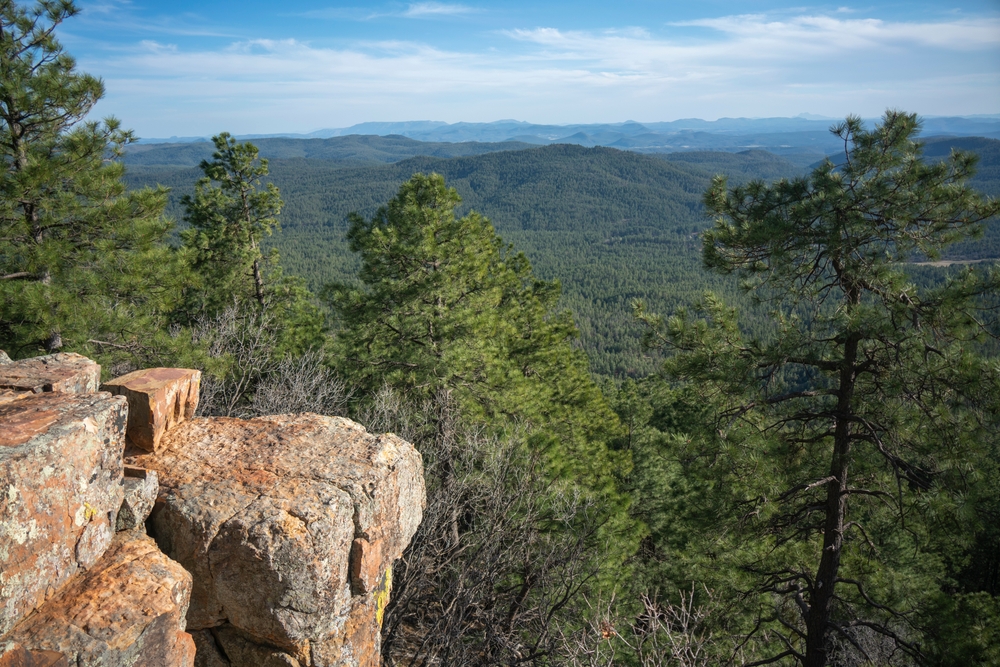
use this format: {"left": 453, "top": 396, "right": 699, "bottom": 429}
{"left": 56, "top": 0, "right": 1000, "bottom": 137}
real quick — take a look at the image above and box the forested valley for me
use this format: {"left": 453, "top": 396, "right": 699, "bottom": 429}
{"left": 3, "top": 3, "right": 1000, "bottom": 666}
{"left": 123, "top": 134, "right": 1000, "bottom": 377}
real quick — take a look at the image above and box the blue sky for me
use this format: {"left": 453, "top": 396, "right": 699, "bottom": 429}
{"left": 59, "top": 0, "right": 1000, "bottom": 137}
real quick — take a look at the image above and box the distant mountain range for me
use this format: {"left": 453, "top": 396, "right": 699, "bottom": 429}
{"left": 136, "top": 115, "right": 1000, "bottom": 163}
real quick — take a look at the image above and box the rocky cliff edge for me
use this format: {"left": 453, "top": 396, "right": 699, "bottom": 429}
{"left": 0, "top": 353, "right": 425, "bottom": 667}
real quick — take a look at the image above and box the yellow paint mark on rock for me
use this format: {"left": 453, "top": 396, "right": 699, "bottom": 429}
{"left": 74, "top": 502, "right": 99, "bottom": 526}
{"left": 375, "top": 565, "right": 392, "bottom": 627}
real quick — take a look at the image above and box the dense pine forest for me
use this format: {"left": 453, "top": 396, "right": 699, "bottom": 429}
{"left": 3, "top": 3, "right": 1000, "bottom": 666}
{"left": 123, "top": 136, "right": 1000, "bottom": 376}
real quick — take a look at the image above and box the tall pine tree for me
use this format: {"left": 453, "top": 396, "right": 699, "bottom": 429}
{"left": 329, "top": 173, "right": 639, "bottom": 662}
{"left": 328, "top": 173, "right": 626, "bottom": 484}
{"left": 179, "top": 132, "right": 323, "bottom": 357}
{"left": 639, "top": 111, "right": 1000, "bottom": 666}
{"left": 0, "top": 0, "right": 182, "bottom": 361}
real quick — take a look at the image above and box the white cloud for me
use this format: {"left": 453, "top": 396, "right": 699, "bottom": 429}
{"left": 673, "top": 14, "right": 1000, "bottom": 52}
{"left": 80, "top": 10, "right": 1000, "bottom": 135}
{"left": 403, "top": 3, "right": 477, "bottom": 17}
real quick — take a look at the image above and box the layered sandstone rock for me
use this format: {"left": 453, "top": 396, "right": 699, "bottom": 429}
{"left": 129, "top": 414, "right": 425, "bottom": 667}
{"left": 0, "top": 353, "right": 99, "bottom": 395}
{"left": 102, "top": 367, "right": 201, "bottom": 452}
{"left": 4, "top": 533, "right": 195, "bottom": 667}
{"left": 0, "top": 392, "right": 127, "bottom": 637}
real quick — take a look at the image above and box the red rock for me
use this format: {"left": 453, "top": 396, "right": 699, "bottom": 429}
{"left": 176, "top": 631, "right": 198, "bottom": 667}
{"left": 4, "top": 532, "right": 194, "bottom": 667}
{"left": 0, "top": 353, "right": 99, "bottom": 394}
{"left": 313, "top": 566, "right": 394, "bottom": 667}
{"left": 0, "top": 643, "right": 67, "bottom": 667}
{"left": 129, "top": 414, "right": 425, "bottom": 667}
{"left": 0, "top": 392, "right": 126, "bottom": 637}
{"left": 349, "top": 537, "right": 386, "bottom": 596}
{"left": 102, "top": 368, "right": 201, "bottom": 452}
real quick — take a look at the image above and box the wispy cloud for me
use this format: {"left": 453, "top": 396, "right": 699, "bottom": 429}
{"left": 672, "top": 14, "right": 1000, "bottom": 51}
{"left": 402, "top": 3, "right": 477, "bottom": 17}
{"left": 79, "top": 10, "right": 999, "bottom": 135}
{"left": 76, "top": 1, "right": 239, "bottom": 39}
{"left": 299, "top": 3, "right": 478, "bottom": 21}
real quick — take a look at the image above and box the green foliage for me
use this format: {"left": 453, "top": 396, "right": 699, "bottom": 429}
{"left": 922, "top": 592, "right": 1000, "bottom": 666}
{"left": 127, "top": 139, "right": 999, "bottom": 376}
{"left": 657, "top": 148, "right": 807, "bottom": 185}
{"left": 127, "top": 145, "right": 739, "bottom": 376}
{"left": 329, "top": 173, "right": 622, "bottom": 465}
{"left": 178, "top": 133, "right": 324, "bottom": 357}
{"left": 330, "top": 171, "right": 637, "bottom": 552}
{"left": 0, "top": 0, "right": 185, "bottom": 366}
{"left": 638, "top": 110, "right": 1000, "bottom": 665}
{"left": 180, "top": 132, "right": 283, "bottom": 315}
{"left": 329, "top": 173, "right": 644, "bottom": 660}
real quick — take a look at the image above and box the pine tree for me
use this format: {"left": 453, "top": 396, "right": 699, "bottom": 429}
{"left": 179, "top": 133, "right": 323, "bottom": 357}
{"left": 0, "top": 0, "right": 182, "bottom": 360}
{"left": 639, "top": 110, "right": 1000, "bottom": 666}
{"left": 181, "top": 133, "right": 281, "bottom": 316}
{"left": 328, "top": 173, "right": 624, "bottom": 471}
{"left": 329, "top": 173, "right": 639, "bottom": 661}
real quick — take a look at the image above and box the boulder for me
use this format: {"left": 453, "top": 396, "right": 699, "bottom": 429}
{"left": 190, "top": 631, "right": 231, "bottom": 667}
{"left": 4, "top": 532, "right": 195, "bottom": 667}
{"left": 0, "top": 392, "right": 126, "bottom": 637}
{"left": 115, "top": 466, "right": 159, "bottom": 532}
{"left": 0, "top": 353, "right": 100, "bottom": 395}
{"left": 129, "top": 414, "right": 425, "bottom": 667}
{"left": 102, "top": 368, "right": 201, "bottom": 452}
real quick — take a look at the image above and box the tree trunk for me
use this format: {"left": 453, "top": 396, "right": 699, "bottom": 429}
{"left": 252, "top": 257, "right": 265, "bottom": 308}
{"left": 804, "top": 330, "right": 859, "bottom": 667}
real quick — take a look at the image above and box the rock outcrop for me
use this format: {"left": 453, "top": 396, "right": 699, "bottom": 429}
{"left": 0, "top": 353, "right": 100, "bottom": 395}
{"left": 128, "top": 414, "right": 425, "bottom": 666}
{"left": 0, "top": 643, "right": 67, "bottom": 666}
{"left": 102, "top": 368, "right": 201, "bottom": 452}
{"left": 0, "top": 392, "right": 127, "bottom": 637}
{"left": 0, "top": 352, "right": 425, "bottom": 667}
{"left": 115, "top": 466, "right": 159, "bottom": 532}
{"left": 4, "top": 533, "right": 196, "bottom": 666}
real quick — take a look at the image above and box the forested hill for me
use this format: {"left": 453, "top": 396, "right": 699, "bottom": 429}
{"left": 656, "top": 149, "right": 809, "bottom": 184}
{"left": 127, "top": 144, "right": 808, "bottom": 375}
{"left": 123, "top": 134, "right": 536, "bottom": 167}
{"left": 125, "top": 140, "right": 997, "bottom": 376}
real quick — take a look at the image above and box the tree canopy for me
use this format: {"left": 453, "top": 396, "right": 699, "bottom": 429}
{"left": 0, "top": 0, "right": 181, "bottom": 362}
{"left": 328, "top": 173, "right": 621, "bottom": 454}
{"left": 639, "top": 110, "right": 1000, "bottom": 666}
